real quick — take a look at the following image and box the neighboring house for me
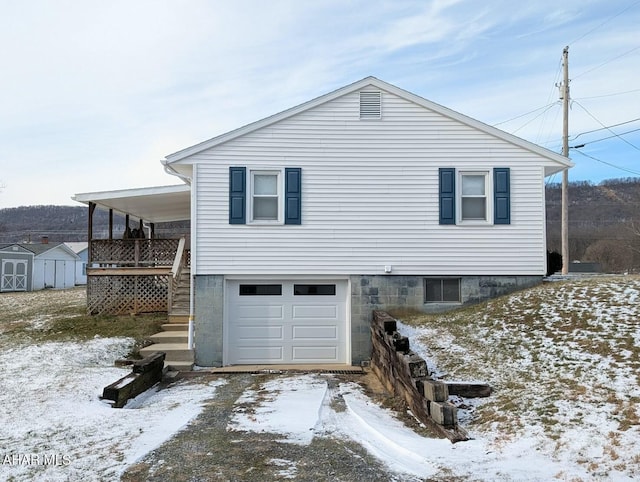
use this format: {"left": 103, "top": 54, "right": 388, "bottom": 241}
{"left": 75, "top": 76, "right": 573, "bottom": 367}
{"left": 0, "top": 240, "right": 80, "bottom": 291}
{"left": 0, "top": 244, "right": 34, "bottom": 292}
{"left": 65, "top": 242, "right": 89, "bottom": 285}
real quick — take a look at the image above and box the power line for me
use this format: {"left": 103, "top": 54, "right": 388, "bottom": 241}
{"left": 573, "top": 45, "right": 640, "bottom": 80}
{"left": 510, "top": 104, "right": 558, "bottom": 135}
{"left": 571, "top": 149, "right": 640, "bottom": 176}
{"left": 492, "top": 102, "right": 558, "bottom": 126}
{"left": 568, "top": 0, "right": 640, "bottom": 46}
{"left": 575, "top": 88, "right": 640, "bottom": 100}
{"left": 572, "top": 127, "right": 640, "bottom": 148}
{"left": 573, "top": 101, "right": 640, "bottom": 151}
{"left": 571, "top": 117, "right": 640, "bottom": 140}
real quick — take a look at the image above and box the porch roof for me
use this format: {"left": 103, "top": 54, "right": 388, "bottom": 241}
{"left": 73, "top": 184, "right": 191, "bottom": 223}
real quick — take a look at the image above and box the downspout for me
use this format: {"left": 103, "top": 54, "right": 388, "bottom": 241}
{"left": 187, "top": 164, "right": 197, "bottom": 352}
{"left": 162, "top": 158, "right": 195, "bottom": 351}
{"left": 163, "top": 161, "right": 191, "bottom": 185}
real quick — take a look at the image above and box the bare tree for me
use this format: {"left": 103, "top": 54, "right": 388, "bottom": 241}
{"left": 583, "top": 239, "right": 634, "bottom": 273}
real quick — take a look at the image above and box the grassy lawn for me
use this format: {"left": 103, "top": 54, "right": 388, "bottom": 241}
{"left": 0, "top": 287, "right": 166, "bottom": 357}
{"left": 391, "top": 275, "right": 640, "bottom": 478}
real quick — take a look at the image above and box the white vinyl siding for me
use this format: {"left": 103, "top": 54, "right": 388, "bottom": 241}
{"left": 191, "top": 88, "right": 548, "bottom": 276}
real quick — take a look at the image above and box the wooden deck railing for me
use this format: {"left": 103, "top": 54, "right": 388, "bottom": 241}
{"left": 90, "top": 239, "right": 180, "bottom": 267}
{"left": 86, "top": 238, "right": 182, "bottom": 315}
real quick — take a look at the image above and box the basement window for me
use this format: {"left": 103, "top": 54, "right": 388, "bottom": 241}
{"left": 425, "top": 278, "right": 461, "bottom": 303}
{"left": 360, "top": 91, "right": 381, "bottom": 119}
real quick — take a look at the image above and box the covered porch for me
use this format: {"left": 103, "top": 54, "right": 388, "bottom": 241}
{"left": 73, "top": 184, "right": 191, "bottom": 315}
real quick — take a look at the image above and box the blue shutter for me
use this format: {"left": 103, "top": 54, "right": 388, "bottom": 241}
{"left": 285, "top": 168, "right": 302, "bottom": 225}
{"left": 229, "top": 167, "right": 246, "bottom": 224}
{"left": 439, "top": 168, "right": 456, "bottom": 225}
{"left": 494, "top": 168, "right": 510, "bottom": 224}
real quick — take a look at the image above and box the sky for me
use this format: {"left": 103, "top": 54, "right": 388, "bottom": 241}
{"left": 0, "top": 0, "right": 639, "bottom": 208}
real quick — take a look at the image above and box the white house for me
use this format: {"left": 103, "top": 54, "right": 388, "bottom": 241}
{"left": 65, "top": 242, "right": 89, "bottom": 285}
{"left": 76, "top": 77, "right": 573, "bottom": 367}
{"left": 30, "top": 242, "right": 80, "bottom": 290}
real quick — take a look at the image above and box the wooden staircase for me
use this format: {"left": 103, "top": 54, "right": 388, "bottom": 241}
{"left": 140, "top": 261, "right": 194, "bottom": 371}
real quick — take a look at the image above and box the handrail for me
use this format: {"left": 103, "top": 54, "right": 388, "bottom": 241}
{"left": 170, "top": 237, "right": 186, "bottom": 279}
{"left": 168, "top": 237, "right": 187, "bottom": 313}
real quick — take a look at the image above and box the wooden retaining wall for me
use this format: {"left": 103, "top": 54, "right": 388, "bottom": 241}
{"left": 370, "top": 310, "right": 470, "bottom": 442}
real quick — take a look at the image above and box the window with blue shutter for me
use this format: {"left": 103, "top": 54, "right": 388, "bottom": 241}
{"left": 493, "top": 168, "right": 511, "bottom": 224}
{"left": 285, "top": 168, "right": 301, "bottom": 225}
{"left": 439, "top": 168, "right": 456, "bottom": 225}
{"left": 229, "top": 167, "right": 246, "bottom": 224}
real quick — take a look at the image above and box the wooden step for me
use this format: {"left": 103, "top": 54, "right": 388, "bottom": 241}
{"left": 165, "top": 360, "right": 194, "bottom": 371}
{"left": 140, "top": 343, "right": 194, "bottom": 362}
{"left": 168, "top": 313, "right": 190, "bottom": 323}
{"left": 161, "top": 323, "right": 189, "bottom": 332}
{"left": 149, "top": 331, "right": 188, "bottom": 344}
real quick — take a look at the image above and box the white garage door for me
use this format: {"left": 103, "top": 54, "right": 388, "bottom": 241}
{"left": 226, "top": 279, "right": 348, "bottom": 364}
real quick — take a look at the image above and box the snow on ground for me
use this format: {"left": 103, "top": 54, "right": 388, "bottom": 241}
{"left": 0, "top": 336, "right": 224, "bottom": 481}
{"left": 3, "top": 278, "right": 640, "bottom": 480}
{"left": 228, "top": 374, "right": 594, "bottom": 481}
{"left": 397, "top": 277, "right": 640, "bottom": 481}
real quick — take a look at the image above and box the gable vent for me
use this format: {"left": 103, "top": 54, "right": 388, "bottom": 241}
{"left": 360, "top": 91, "right": 381, "bottom": 119}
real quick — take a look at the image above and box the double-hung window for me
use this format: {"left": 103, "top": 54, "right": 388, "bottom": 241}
{"left": 460, "top": 172, "right": 488, "bottom": 222}
{"left": 251, "top": 171, "right": 281, "bottom": 222}
{"left": 439, "top": 168, "right": 510, "bottom": 225}
{"left": 229, "top": 166, "right": 302, "bottom": 225}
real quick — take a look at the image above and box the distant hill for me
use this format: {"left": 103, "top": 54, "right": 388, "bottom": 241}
{"left": 0, "top": 205, "right": 188, "bottom": 245}
{"left": 2, "top": 178, "right": 639, "bottom": 272}
{"left": 546, "top": 177, "right": 640, "bottom": 272}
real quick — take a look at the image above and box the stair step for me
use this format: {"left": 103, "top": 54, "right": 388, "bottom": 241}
{"left": 165, "top": 361, "right": 194, "bottom": 372}
{"left": 168, "top": 313, "right": 190, "bottom": 323}
{"left": 140, "top": 343, "right": 194, "bottom": 362}
{"left": 161, "top": 323, "right": 189, "bottom": 332}
{"left": 150, "top": 331, "right": 188, "bottom": 344}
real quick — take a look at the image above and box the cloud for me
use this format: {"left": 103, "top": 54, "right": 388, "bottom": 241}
{"left": 0, "top": 0, "right": 638, "bottom": 206}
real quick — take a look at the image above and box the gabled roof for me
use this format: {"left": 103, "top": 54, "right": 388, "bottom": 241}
{"left": 0, "top": 244, "right": 35, "bottom": 255}
{"left": 163, "top": 76, "right": 574, "bottom": 175}
{"left": 65, "top": 242, "right": 88, "bottom": 254}
{"left": 72, "top": 184, "right": 190, "bottom": 223}
{"left": 13, "top": 242, "right": 80, "bottom": 259}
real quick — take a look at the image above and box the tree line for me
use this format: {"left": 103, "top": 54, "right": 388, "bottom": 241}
{"left": 2, "top": 177, "right": 640, "bottom": 273}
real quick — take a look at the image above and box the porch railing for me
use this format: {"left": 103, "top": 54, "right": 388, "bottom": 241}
{"left": 87, "top": 238, "right": 181, "bottom": 315}
{"left": 90, "top": 239, "right": 180, "bottom": 267}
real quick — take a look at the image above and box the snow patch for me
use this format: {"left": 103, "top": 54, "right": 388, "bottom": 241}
{"left": 0, "top": 338, "right": 224, "bottom": 481}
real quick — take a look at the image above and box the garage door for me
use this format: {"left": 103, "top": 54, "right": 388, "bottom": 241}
{"left": 226, "top": 280, "right": 348, "bottom": 364}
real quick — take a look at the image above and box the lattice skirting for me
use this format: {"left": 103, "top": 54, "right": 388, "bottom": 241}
{"left": 88, "top": 275, "right": 169, "bottom": 315}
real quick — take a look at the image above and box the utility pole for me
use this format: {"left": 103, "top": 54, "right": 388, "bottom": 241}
{"left": 561, "top": 46, "right": 570, "bottom": 275}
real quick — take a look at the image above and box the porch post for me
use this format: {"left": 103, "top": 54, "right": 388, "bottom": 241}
{"left": 108, "top": 209, "right": 113, "bottom": 241}
{"left": 88, "top": 202, "right": 96, "bottom": 264}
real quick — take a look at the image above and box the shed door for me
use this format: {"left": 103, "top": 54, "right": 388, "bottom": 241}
{"left": 55, "top": 260, "right": 66, "bottom": 288}
{"left": 226, "top": 280, "right": 348, "bottom": 364}
{"left": 43, "top": 260, "right": 55, "bottom": 288}
{"left": 1, "top": 260, "right": 28, "bottom": 292}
